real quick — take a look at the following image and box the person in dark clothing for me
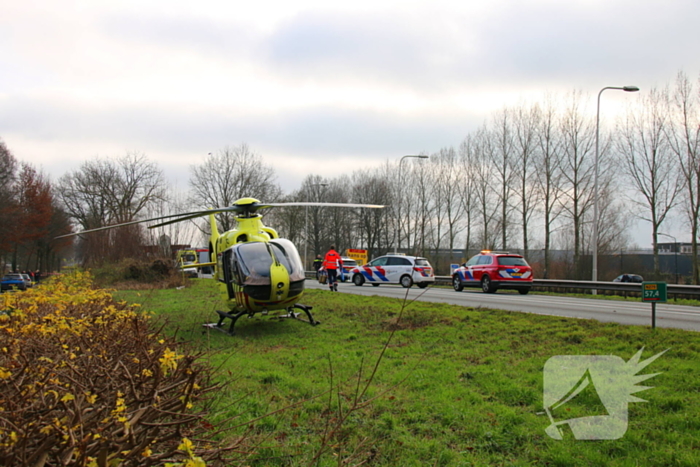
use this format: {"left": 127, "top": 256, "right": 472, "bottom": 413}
{"left": 313, "top": 254, "right": 323, "bottom": 280}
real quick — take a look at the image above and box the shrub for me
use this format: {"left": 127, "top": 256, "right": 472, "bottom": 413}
{"left": 91, "top": 259, "right": 187, "bottom": 289}
{"left": 0, "top": 271, "right": 237, "bottom": 466}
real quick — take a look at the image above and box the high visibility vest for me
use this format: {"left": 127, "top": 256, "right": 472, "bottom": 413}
{"left": 323, "top": 250, "right": 342, "bottom": 270}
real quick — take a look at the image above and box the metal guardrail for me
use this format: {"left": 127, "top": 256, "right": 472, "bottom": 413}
{"left": 305, "top": 271, "right": 700, "bottom": 298}
{"left": 432, "top": 276, "right": 700, "bottom": 297}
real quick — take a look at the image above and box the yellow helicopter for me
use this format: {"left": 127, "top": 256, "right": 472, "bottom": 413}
{"left": 59, "top": 198, "right": 384, "bottom": 335}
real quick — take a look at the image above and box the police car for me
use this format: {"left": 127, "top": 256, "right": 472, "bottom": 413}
{"left": 349, "top": 254, "right": 435, "bottom": 288}
{"left": 339, "top": 257, "right": 358, "bottom": 282}
{"left": 452, "top": 251, "right": 533, "bottom": 294}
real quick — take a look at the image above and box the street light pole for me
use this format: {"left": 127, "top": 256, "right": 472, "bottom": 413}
{"left": 395, "top": 155, "right": 429, "bottom": 254}
{"left": 592, "top": 85, "right": 639, "bottom": 288}
{"left": 304, "top": 183, "right": 328, "bottom": 270}
{"left": 659, "top": 232, "right": 679, "bottom": 284}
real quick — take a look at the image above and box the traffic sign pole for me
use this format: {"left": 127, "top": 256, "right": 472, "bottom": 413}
{"left": 642, "top": 282, "right": 667, "bottom": 329}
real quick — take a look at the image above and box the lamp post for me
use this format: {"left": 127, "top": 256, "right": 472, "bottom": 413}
{"left": 659, "top": 232, "right": 679, "bottom": 284}
{"left": 395, "top": 155, "right": 429, "bottom": 254}
{"left": 592, "top": 85, "right": 639, "bottom": 288}
{"left": 304, "top": 183, "right": 328, "bottom": 270}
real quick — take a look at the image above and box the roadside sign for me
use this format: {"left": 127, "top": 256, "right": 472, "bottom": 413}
{"left": 642, "top": 281, "right": 667, "bottom": 330}
{"left": 346, "top": 248, "right": 368, "bottom": 266}
{"left": 642, "top": 282, "right": 667, "bottom": 303}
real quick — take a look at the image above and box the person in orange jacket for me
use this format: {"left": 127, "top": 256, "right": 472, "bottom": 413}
{"left": 323, "top": 245, "right": 343, "bottom": 292}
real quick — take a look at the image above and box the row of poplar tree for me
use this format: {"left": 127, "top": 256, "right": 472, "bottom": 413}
{"left": 2, "top": 71, "right": 699, "bottom": 281}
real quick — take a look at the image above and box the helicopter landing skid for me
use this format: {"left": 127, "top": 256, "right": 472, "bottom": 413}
{"left": 275, "top": 304, "right": 320, "bottom": 326}
{"left": 204, "top": 304, "right": 319, "bottom": 336}
{"left": 204, "top": 309, "right": 248, "bottom": 336}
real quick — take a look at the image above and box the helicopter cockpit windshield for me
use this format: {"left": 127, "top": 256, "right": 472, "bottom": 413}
{"left": 233, "top": 239, "right": 305, "bottom": 286}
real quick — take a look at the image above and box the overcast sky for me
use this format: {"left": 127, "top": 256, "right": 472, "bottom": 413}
{"left": 2, "top": 0, "right": 699, "bottom": 246}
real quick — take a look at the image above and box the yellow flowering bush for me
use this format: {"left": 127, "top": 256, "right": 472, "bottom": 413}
{"left": 0, "top": 271, "right": 232, "bottom": 466}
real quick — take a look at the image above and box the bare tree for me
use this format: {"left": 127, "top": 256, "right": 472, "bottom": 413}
{"left": 265, "top": 191, "right": 305, "bottom": 244}
{"left": 0, "top": 140, "right": 18, "bottom": 265}
{"left": 489, "top": 108, "right": 518, "bottom": 249}
{"left": 189, "top": 144, "right": 282, "bottom": 232}
{"left": 351, "top": 169, "right": 392, "bottom": 259}
{"left": 472, "top": 127, "right": 500, "bottom": 249}
{"left": 430, "top": 147, "right": 465, "bottom": 268}
{"left": 533, "top": 97, "right": 565, "bottom": 278}
{"left": 458, "top": 135, "right": 478, "bottom": 258}
{"left": 299, "top": 175, "right": 331, "bottom": 262}
{"left": 559, "top": 91, "right": 597, "bottom": 277}
{"left": 512, "top": 102, "right": 541, "bottom": 254}
{"left": 411, "top": 159, "right": 433, "bottom": 257}
{"left": 57, "top": 152, "right": 167, "bottom": 263}
{"left": 618, "top": 86, "right": 681, "bottom": 276}
{"left": 667, "top": 71, "right": 700, "bottom": 283}
{"left": 144, "top": 186, "right": 202, "bottom": 255}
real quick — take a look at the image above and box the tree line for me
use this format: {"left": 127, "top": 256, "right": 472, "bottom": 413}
{"left": 2, "top": 71, "right": 698, "bottom": 282}
{"left": 0, "top": 141, "right": 73, "bottom": 274}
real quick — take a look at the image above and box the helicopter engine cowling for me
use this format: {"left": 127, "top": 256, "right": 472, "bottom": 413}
{"left": 220, "top": 239, "right": 305, "bottom": 313}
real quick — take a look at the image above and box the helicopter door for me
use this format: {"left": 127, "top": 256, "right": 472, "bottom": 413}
{"left": 268, "top": 239, "right": 305, "bottom": 297}
{"left": 221, "top": 250, "right": 238, "bottom": 301}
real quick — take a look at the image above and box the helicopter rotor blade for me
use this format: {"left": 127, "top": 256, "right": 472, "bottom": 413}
{"left": 54, "top": 210, "right": 212, "bottom": 239}
{"left": 259, "top": 202, "right": 385, "bottom": 209}
{"left": 56, "top": 201, "right": 384, "bottom": 238}
{"left": 54, "top": 207, "right": 242, "bottom": 239}
{"left": 145, "top": 206, "right": 244, "bottom": 228}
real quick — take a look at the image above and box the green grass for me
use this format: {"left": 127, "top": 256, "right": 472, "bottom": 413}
{"left": 115, "top": 281, "right": 700, "bottom": 466}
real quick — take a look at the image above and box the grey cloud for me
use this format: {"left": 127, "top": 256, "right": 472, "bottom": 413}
{"left": 260, "top": 2, "right": 700, "bottom": 90}
{"left": 95, "top": 3, "right": 700, "bottom": 94}
{"left": 469, "top": 1, "right": 700, "bottom": 84}
{"left": 0, "top": 95, "right": 473, "bottom": 165}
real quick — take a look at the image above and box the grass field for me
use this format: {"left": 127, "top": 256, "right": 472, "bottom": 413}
{"left": 115, "top": 280, "right": 700, "bottom": 466}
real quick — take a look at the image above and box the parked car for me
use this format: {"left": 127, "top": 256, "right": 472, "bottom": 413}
{"left": 339, "top": 257, "right": 358, "bottom": 282}
{"left": 452, "top": 251, "right": 533, "bottom": 294}
{"left": 349, "top": 254, "right": 435, "bottom": 288}
{"left": 21, "top": 274, "right": 34, "bottom": 288}
{"left": 613, "top": 274, "right": 644, "bottom": 283}
{"left": 1, "top": 274, "right": 28, "bottom": 291}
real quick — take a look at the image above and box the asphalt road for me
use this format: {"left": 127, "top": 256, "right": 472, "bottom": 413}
{"left": 306, "top": 280, "right": 700, "bottom": 332}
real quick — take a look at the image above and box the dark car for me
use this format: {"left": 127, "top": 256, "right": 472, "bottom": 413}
{"left": 1, "top": 274, "right": 28, "bottom": 291}
{"left": 613, "top": 274, "right": 644, "bottom": 283}
{"left": 452, "top": 251, "right": 533, "bottom": 294}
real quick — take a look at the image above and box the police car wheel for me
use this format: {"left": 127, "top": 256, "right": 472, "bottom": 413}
{"left": 400, "top": 275, "right": 413, "bottom": 288}
{"left": 352, "top": 274, "right": 364, "bottom": 286}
